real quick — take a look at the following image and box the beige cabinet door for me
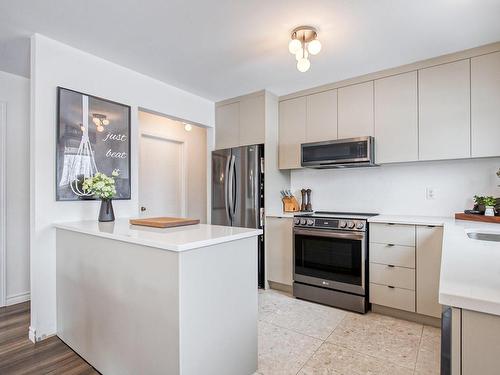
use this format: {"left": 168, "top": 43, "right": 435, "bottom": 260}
{"left": 416, "top": 226, "right": 443, "bottom": 318}
{"left": 338, "top": 81, "right": 374, "bottom": 139}
{"left": 278, "top": 97, "right": 306, "bottom": 169}
{"left": 265, "top": 217, "right": 293, "bottom": 286}
{"left": 215, "top": 102, "right": 239, "bottom": 150}
{"left": 462, "top": 309, "right": 500, "bottom": 375}
{"left": 306, "top": 90, "right": 338, "bottom": 142}
{"left": 239, "top": 94, "right": 265, "bottom": 146}
{"left": 471, "top": 51, "right": 500, "bottom": 158}
{"left": 418, "top": 60, "right": 471, "bottom": 160}
{"left": 374, "top": 71, "right": 418, "bottom": 163}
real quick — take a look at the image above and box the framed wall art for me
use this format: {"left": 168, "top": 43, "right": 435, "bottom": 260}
{"left": 56, "top": 87, "right": 131, "bottom": 201}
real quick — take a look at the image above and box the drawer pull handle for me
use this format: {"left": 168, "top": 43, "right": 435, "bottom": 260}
{"left": 387, "top": 264, "right": 395, "bottom": 268}
{"left": 387, "top": 285, "right": 395, "bottom": 289}
{"left": 387, "top": 244, "right": 395, "bottom": 247}
{"left": 387, "top": 223, "right": 395, "bottom": 226}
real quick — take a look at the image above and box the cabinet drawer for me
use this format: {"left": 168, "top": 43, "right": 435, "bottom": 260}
{"left": 369, "top": 263, "right": 415, "bottom": 290}
{"left": 370, "top": 242, "right": 415, "bottom": 268}
{"left": 370, "top": 223, "right": 415, "bottom": 246}
{"left": 370, "top": 283, "right": 415, "bottom": 312}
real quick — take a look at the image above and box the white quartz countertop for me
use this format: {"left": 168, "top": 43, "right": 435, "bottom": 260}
{"left": 368, "top": 214, "right": 451, "bottom": 226}
{"left": 54, "top": 219, "right": 263, "bottom": 252}
{"left": 369, "top": 214, "right": 500, "bottom": 315}
{"left": 439, "top": 219, "right": 500, "bottom": 315}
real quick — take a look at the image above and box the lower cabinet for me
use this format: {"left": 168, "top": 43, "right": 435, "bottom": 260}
{"left": 265, "top": 217, "right": 293, "bottom": 286}
{"left": 448, "top": 308, "right": 500, "bottom": 375}
{"left": 462, "top": 309, "right": 500, "bottom": 374}
{"left": 369, "top": 222, "right": 443, "bottom": 318}
{"left": 416, "top": 226, "right": 443, "bottom": 318}
{"left": 370, "top": 283, "right": 415, "bottom": 312}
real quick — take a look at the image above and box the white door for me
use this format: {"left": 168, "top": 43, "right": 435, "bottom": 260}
{"left": 139, "top": 132, "right": 185, "bottom": 217}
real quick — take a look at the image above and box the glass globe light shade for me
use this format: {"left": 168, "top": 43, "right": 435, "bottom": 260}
{"left": 102, "top": 119, "right": 110, "bottom": 126}
{"left": 288, "top": 38, "right": 302, "bottom": 54}
{"left": 295, "top": 48, "right": 308, "bottom": 61}
{"left": 97, "top": 125, "right": 104, "bottom": 132}
{"left": 307, "top": 39, "right": 322, "bottom": 55}
{"left": 297, "top": 58, "right": 311, "bottom": 73}
{"left": 92, "top": 117, "right": 100, "bottom": 125}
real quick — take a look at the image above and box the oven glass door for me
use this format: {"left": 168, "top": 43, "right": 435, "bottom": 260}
{"left": 294, "top": 228, "right": 365, "bottom": 294}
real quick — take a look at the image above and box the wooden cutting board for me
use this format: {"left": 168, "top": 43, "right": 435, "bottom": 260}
{"left": 129, "top": 217, "right": 200, "bottom": 228}
{"left": 455, "top": 213, "right": 500, "bottom": 224}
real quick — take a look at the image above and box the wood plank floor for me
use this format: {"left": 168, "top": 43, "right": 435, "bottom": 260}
{"left": 0, "top": 302, "right": 99, "bottom": 375}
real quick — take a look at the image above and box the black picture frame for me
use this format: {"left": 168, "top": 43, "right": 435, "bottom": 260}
{"left": 56, "top": 87, "right": 131, "bottom": 201}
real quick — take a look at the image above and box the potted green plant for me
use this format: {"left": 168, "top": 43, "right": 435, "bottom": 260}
{"left": 83, "top": 170, "right": 119, "bottom": 222}
{"left": 473, "top": 195, "right": 486, "bottom": 213}
{"left": 483, "top": 196, "right": 497, "bottom": 217}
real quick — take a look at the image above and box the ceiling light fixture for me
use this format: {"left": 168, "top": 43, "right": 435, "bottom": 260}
{"left": 184, "top": 123, "right": 192, "bottom": 132}
{"left": 288, "top": 26, "right": 321, "bottom": 73}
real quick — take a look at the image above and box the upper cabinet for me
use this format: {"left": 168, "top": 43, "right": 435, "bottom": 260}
{"left": 278, "top": 97, "right": 306, "bottom": 169}
{"left": 306, "top": 90, "right": 338, "bottom": 142}
{"left": 215, "top": 102, "right": 240, "bottom": 150}
{"left": 418, "top": 60, "right": 471, "bottom": 161}
{"left": 239, "top": 94, "right": 265, "bottom": 146}
{"left": 273, "top": 44, "right": 500, "bottom": 169}
{"left": 374, "top": 72, "right": 418, "bottom": 163}
{"left": 215, "top": 92, "right": 265, "bottom": 150}
{"left": 338, "top": 81, "right": 374, "bottom": 139}
{"left": 471, "top": 51, "right": 500, "bottom": 158}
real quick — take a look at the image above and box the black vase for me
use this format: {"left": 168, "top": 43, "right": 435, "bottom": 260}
{"left": 98, "top": 199, "right": 115, "bottom": 222}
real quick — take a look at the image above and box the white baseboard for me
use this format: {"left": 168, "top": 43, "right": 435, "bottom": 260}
{"left": 28, "top": 326, "right": 36, "bottom": 343}
{"left": 6, "top": 291, "right": 30, "bottom": 306}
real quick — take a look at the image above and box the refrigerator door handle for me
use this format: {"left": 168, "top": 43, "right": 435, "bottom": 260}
{"left": 228, "top": 155, "right": 236, "bottom": 220}
{"left": 224, "top": 155, "right": 232, "bottom": 223}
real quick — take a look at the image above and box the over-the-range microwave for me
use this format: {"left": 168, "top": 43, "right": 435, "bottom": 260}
{"left": 301, "top": 136, "right": 378, "bottom": 169}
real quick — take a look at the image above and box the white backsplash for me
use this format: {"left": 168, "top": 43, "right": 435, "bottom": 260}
{"left": 291, "top": 157, "right": 500, "bottom": 217}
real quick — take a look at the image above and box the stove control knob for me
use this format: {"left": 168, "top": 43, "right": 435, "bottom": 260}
{"left": 348, "top": 221, "right": 355, "bottom": 229}
{"left": 294, "top": 218, "right": 301, "bottom": 225}
{"left": 356, "top": 222, "right": 364, "bottom": 229}
{"left": 306, "top": 219, "right": 314, "bottom": 226}
{"left": 300, "top": 218, "right": 307, "bottom": 225}
{"left": 339, "top": 220, "right": 347, "bottom": 228}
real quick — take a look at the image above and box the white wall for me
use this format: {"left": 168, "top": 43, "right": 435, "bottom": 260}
{"left": 0, "top": 70, "right": 30, "bottom": 305}
{"left": 139, "top": 111, "right": 207, "bottom": 222}
{"left": 30, "top": 34, "right": 214, "bottom": 341}
{"left": 291, "top": 158, "right": 500, "bottom": 217}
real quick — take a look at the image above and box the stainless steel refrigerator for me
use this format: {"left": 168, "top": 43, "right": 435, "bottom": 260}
{"left": 211, "top": 144, "right": 265, "bottom": 288}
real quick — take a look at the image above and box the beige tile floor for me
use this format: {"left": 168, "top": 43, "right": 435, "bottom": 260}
{"left": 256, "top": 289, "right": 440, "bottom": 375}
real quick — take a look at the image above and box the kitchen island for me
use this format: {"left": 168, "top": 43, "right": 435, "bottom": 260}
{"left": 54, "top": 219, "right": 262, "bottom": 375}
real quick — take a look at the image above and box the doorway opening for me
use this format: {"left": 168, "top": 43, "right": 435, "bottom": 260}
{"left": 138, "top": 111, "right": 207, "bottom": 222}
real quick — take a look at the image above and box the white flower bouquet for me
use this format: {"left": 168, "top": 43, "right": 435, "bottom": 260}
{"left": 83, "top": 170, "right": 119, "bottom": 200}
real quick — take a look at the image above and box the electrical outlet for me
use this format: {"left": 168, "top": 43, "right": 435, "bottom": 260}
{"left": 426, "top": 187, "right": 436, "bottom": 200}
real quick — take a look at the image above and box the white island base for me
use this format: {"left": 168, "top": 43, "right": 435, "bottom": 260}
{"left": 55, "top": 221, "right": 261, "bottom": 375}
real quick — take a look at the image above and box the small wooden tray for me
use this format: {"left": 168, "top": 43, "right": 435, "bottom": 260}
{"left": 455, "top": 213, "right": 500, "bottom": 224}
{"left": 129, "top": 217, "right": 200, "bottom": 228}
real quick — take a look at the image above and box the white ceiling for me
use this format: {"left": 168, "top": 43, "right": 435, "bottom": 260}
{"left": 1, "top": 0, "right": 500, "bottom": 101}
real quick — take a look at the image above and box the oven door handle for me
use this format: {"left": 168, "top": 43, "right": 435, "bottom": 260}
{"left": 293, "top": 228, "right": 365, "bottom": 240}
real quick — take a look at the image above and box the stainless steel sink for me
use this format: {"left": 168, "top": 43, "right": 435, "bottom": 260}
{"left": 467, "top": 231, "right": 500, "bottom": 242}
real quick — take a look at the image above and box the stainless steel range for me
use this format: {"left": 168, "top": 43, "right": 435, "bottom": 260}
{"left": 293, "top": 211, "right": 378, "bottom": 313}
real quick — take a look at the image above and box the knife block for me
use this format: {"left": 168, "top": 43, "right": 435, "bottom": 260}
{"left": 282, "top": 196, "right": 300, "bottom": 212}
